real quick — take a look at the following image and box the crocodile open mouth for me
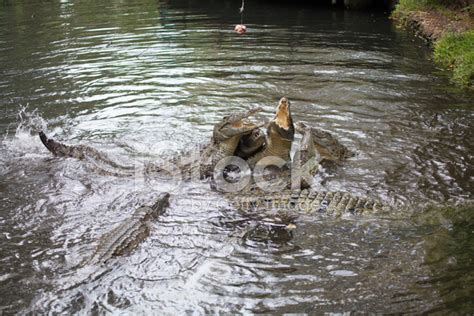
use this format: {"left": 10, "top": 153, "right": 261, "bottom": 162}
{"left": 274, "top": 97, "right": 291, "bottom": 130}
{"left": 217, "top": 107, "right": 265, "bottom": 139}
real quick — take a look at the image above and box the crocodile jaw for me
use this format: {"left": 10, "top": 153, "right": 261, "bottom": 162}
{"left": 274, "top": 97, "right": 291, "bottom": 130}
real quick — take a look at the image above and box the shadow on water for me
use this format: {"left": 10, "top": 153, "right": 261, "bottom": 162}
{"left": 0, "top": 0, "right": 473, "bottom": 313}
{"left": 413, "top": 204, "right": 474, "bottom": 313}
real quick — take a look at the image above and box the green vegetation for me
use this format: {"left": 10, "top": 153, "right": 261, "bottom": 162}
{"left": 393, "top": 0, "right": 473, "bottom": 88}
{"left": 395, "top": 0, "right": 472, "bottom": 12}
{"left": 434, "top": 31, "right": 474, "bottom": 87}
{"left": 394, "top": 0, "right": 473, "bottom": 20}
{"left": 393, "top": 0, "right": 427, "bottom": 12}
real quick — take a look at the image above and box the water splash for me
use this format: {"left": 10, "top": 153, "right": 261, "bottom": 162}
{"left": 0, "top": 0, "right": 473, "bottom": 313}
{"left": 0, "top": 107, "right": 51, "bottom": 167}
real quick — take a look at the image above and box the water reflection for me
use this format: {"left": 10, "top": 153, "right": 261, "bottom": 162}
{"left": 0, "top": 0, "right": 473, "bottom": 313}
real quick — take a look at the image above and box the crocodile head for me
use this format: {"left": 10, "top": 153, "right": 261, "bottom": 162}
{"left": 211, "top": 107, "right": 265, "bottom": 163}
{"left": 213, "top": 107, "right": 264, "bottom": 143}
{"left": 271, "top": 97, "right": 294, "bottom": 142}
{"left": 245, "top": 98, "right": 295, "bottom": 170}
{"left": 148, "top": 192, "right": 170, "bottom": 220}
{"left": 294, "top": 121, "right": 307, "bottom": 134}
{"left": 295, "top": 121, "right": 354, "bottom": 162}
{"left": 236, "top": 98, "right": 294, "bottom": 159}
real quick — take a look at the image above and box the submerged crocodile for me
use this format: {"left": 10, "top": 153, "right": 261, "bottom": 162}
{"left": 227, "top": 189, "right": 389, "bottom": 217}
{"left": 85, "top": 192, "right": 170, "bottom": 265}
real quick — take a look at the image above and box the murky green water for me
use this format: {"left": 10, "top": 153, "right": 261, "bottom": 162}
{"left": 0, "top": 0, "right": 473, "bottom": 313}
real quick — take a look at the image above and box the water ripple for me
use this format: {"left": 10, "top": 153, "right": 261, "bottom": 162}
{"left": 0, "top": 0, "right": 473, "bottom": 314}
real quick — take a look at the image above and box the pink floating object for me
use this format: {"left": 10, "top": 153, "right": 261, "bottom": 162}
{"left": 234, "top": 24, "right": 247, "bottom": 34}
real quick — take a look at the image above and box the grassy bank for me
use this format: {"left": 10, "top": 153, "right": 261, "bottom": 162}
{"left": 392, "top": 0, "right": 473, "bottom": 88}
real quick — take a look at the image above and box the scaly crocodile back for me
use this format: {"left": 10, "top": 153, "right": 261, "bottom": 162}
{"left": 85, "top": 193, "right": 170, "bottom": 265}
{"left": 86, "top": 216, "right": 151, "bottom": 265}
{"left": 228, "top": 189, "right": 389, "bottom": 217}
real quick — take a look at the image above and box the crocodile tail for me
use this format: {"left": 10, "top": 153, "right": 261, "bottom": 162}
{"left": 39, "top": 131, "right": 74, "bottom": 158}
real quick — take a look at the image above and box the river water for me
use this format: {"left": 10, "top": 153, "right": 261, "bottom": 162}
{"left": 0, "top": 0, "right": 473, "bottom": 313}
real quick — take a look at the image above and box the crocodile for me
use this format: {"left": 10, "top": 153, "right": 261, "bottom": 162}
{"left": 209, "top": 97, "right": 327, "bottom": 193}
{"left": 39, "top": 107, "right": 264, "bottom": 180}
{"left": 295, "top": 121, "right": 354, "bottom": 163}
{"left": 213, "top": 118, "right": 319, "bottom": 193}
{"left": 260, "top": 122, "right": 319, "bottom": 191}
{"left": 218, "top": 188, "right": 392, "bottom": 245}
{"left": 85, "top": 192, "right": 170, "bottom": 265}
{"left": 200, "top": 107, "right": 265, "bottom": 177}
{"left": 291, "top": 122, "right": 320, "bottom": 189}
{"left": 217, "top": 115, "right": 382, "bottom": 216}
{"left": 246, "top": 97, "right": 295, "bottom": 169}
